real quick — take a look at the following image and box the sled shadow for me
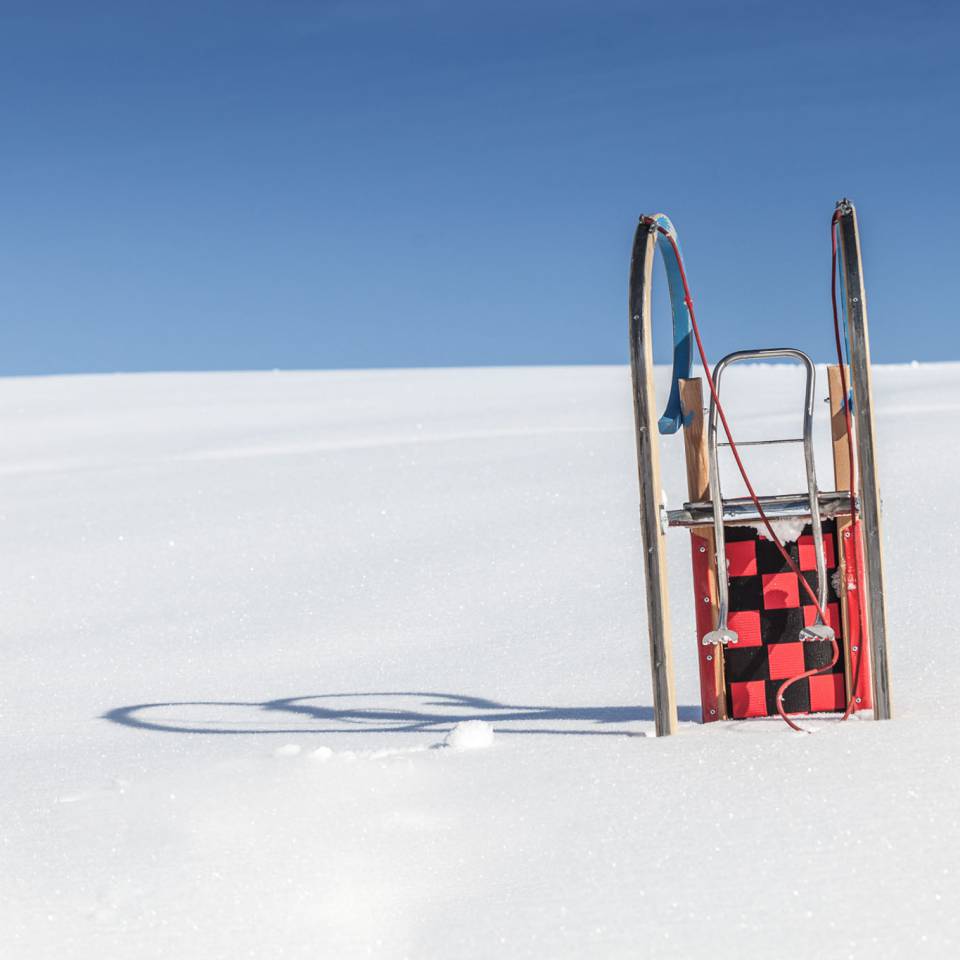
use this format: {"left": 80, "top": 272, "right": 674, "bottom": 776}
{"left": 103, "top": 691, "right": 702, "bottom": 737}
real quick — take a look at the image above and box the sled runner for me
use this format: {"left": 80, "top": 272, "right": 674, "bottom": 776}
{"left": 628, "top": 200, "right": 890, "bottom": 735}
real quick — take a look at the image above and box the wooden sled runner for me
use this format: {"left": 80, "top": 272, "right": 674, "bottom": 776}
{"left": 628, "top": 201, "right": 892, "bottom": 736}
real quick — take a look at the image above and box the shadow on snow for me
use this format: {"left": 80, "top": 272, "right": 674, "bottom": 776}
{"left": 102, "top": 691, "right": 702, "bottom": 737}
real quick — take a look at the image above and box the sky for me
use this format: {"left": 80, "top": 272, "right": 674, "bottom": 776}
{"left": 1, "top": 0, "right": 957, "bottom": 376}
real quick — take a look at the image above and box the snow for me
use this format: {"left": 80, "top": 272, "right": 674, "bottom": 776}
{"left": 444, "top": 719, "right": 495, "bottom": 750}
{"left": 3, "top": 362, "right": 960, "bottom": 958}
{"left": 746, "top": 516, "right": 808, "bottom": 543}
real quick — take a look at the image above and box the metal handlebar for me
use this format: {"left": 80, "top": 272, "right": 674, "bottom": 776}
{"left": 703, "top": 348, "right": 834, "bottom": 646}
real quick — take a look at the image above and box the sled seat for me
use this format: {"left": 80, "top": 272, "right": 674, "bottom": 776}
{"left": 720, "top": 520, "right": 847, "bottom": 718}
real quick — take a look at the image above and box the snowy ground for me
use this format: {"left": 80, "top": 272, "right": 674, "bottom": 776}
{"left": 3, "top": 363, "right": 959, "bottom": 959}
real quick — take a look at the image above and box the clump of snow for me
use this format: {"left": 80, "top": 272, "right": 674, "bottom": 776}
{"left": 273, "top": 743, "right": 302, "bottom": 758}
{"left": 309, "top": 745, "right": 334, "bottom": 762}
{"left": 746, "top": 516, "right": 807, "bottom": 543}
{"left": 444, "top": 720, "right": 495, "bottom": 750}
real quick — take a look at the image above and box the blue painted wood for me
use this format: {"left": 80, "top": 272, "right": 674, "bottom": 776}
{"left": 651, "top": 214, "right": 694, "bottom": 435}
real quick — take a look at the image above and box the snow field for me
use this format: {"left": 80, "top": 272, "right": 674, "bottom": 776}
{"left": 3, "top": 363, "right": 959, "bottom": 958}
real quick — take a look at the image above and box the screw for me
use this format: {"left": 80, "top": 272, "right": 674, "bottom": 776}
{"left": 709, "top": 709, "right": 716, "bottom": 716}
{"left": 844, "top": 530, "right": 851, "bottom": 539}
{"left": 703, "top": 596, "right": 710, "bottom": 603}
{"left": 706, "top": 654, "right": 713, "bottom": 662}
{"left": 699, "top": 545, "right": 706, "bottom": 553}
{"left": 852, "top": 645, "right": 859, "bottom": 652}
{"left": 856, "top": 697, "right": 862, "bottom": 703}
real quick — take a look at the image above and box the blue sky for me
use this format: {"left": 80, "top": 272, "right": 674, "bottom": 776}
{"left": 1, "top": 0, "right": 956, "bottom": 375}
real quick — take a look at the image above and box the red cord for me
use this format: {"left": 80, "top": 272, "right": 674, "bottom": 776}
{"left": 649, "top": 221, "right": 841, "bottom": 731}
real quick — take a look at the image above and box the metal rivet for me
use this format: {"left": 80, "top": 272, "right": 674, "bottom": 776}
{"left": 852, "top": 645, "right": 858, "bottom": 652}
{"left": 844, "top": 531, "right": 851, "bottom": 539}
{"left": 706, "top": 654, "right": 713, "bottom": 661}
{"left": 698, "top": 546, "right": 706, "bottom": 553}
{"left": 709, "top": 709, "right": 716, "bottom": 716}
{"left": 856, "top": 697, "right": 862, "bottom": 703}
{"left": 703, "top": 596, "right": 710, "bottom": 603}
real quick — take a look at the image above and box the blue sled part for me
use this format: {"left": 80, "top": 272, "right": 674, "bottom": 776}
{"left": 651, "top": 214, "right": 694, "bottom": 434}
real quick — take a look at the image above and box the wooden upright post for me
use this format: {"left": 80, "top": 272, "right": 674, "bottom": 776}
{"left": 629, "top": 220, "right": 678, "bottom": 736}
{"left": 679, "top": 378, "right": 726, "bottom": 720}
{"left": 827, "top": 365, "right": 852, "bottom": 491}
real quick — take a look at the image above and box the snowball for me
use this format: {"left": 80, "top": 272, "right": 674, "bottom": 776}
{"left": 309, "top": 746, "right": 334, "bottom": 762}
{"left": 444, "top": 720, "right": 495, "bottom": 750}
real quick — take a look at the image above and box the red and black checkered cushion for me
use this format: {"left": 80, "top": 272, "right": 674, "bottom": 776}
{"left": 723, "top": 519, "right": 847, "bottom": 719}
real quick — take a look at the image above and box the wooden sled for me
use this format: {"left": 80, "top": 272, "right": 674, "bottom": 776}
{"left": 627, "top": 201, "right": 891, "bottom": 735}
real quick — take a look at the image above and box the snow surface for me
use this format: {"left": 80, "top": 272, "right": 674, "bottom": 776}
{"left": 3, "top": 363, "right": 960, "bottom": 959}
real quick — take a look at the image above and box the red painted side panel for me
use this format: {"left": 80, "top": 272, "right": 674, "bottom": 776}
{"left": 690, "top": 532, "right": 722, "bottom": 722}
{"left": 843, "top": 519, "right": 873, "bottom": 711}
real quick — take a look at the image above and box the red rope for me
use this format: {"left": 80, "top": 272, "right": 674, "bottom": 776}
{"left": 649, "top": 221, "right": 841, "bottom": 731}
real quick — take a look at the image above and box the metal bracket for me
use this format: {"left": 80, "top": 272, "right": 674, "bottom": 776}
{"left": 703, "top": 628, "right": 738, "bottom": 646}
{"left": 665, "top": 490, "right": 855, "bottom": 529}
{"left": 800, "top": 623, "right": 836, "bottom": 642}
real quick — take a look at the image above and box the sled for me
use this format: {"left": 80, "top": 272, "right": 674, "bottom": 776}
{"left": 627, "top": 200, "right": 891, "bottom": 735}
